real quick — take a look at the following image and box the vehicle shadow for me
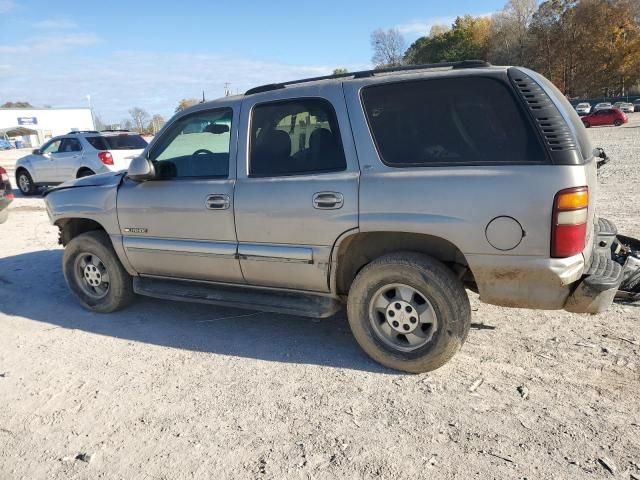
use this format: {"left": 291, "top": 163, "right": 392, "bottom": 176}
{"left": 0, "top": 249, "right": 391, "bottom": 374}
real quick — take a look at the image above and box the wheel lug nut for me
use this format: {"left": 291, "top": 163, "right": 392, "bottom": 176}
{"left": 392, "top": 321, "right": 399, "bottom": 328}
{"left": 410, "top": 317, "right": 417, "bottom": 324}
{"left": 405, "top": 306, "right": 412, "bottom": 313}
{"left": 388, "top": 310, "right": 395, "bottom": 317}
{"left": 403, "top": 324, "right": 410, "bottom": 331}
{"left": 395, "top": 303, "right": 401, "bottom": 310}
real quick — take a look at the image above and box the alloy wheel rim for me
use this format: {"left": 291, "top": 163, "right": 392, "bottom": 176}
{"left": 368, "top": 283, "right": 438, "bottom": 352}
{"left": 18, "top": 174, "right": 30, "bottom": 193}
{"left": 74, "top": 253, "right": 110, "bottom": 299}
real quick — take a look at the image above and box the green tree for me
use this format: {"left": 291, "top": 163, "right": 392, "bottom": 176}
{"left": 333, "top": 68, "right": 349, "bottom": 75}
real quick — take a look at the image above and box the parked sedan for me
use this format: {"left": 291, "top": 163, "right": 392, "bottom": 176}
{"left": 0, "top": 166, "right": 13, "bottom": 224}
{"left": 575, "top": 102, "right": 591, "bottom": 115}
{"left": 593, "top": 102, "right": 613, "bottom": 111}
{"left": 581, "top": 108, "right": 628, "bottom": 128}
{"left": 613, "top": 102, "right": 634, "bottom": 113}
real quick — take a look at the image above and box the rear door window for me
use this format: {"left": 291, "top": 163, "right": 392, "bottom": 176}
{"left": 58, "top": 138, "right": 82, "bottom": 152}
{"left": 361, "top": 77, "right": 546, "bottom": 167}
{"left": 249, "top": 98, "right": 346, "bottom": 177}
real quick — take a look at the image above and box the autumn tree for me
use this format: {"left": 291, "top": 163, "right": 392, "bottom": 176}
{"left": 128, "top": 107, "right": 149, "bottom": 133}
{"left": 148, "top": 114, "right": 166, "bottom": 135}
{"left": 175, "top": 98, "right": 198, "bottom": 113}
{"left": 371, "top": 28, "right": 406, "bottom": 68}
{"left": 405, "top": 16, "right": 491, "bottom": 64}
{"left": 489, "top": 0, "right": 537, "bottom": 65}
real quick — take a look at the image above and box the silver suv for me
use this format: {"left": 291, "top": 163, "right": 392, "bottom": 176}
{"left": 43, "top": 61, "right": 639, "bottom": 372}
{"left": 15, "top": 130, "right": 147, "bottom": 195}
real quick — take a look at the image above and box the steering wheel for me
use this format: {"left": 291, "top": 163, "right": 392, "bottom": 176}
{"left": 192, "top": 148, "right": 214, "bottom": 157}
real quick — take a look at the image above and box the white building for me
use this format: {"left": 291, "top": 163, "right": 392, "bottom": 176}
{"left": 0, "top": 107, "right": 95, "bottom": 148}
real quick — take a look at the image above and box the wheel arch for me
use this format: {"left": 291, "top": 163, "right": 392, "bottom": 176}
{"left": 76, "top": 166, "right": 95, "bottom": 178}
{"left": 330, "top": 230, "right": 472, "bottom": 296}
{"left": 55, "top": 217, "right": 107, "bottom": 246}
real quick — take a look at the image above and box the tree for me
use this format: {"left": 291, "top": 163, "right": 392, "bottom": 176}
{"left": 1, "top": 101, "right": 33, "bottom": 108}
{"left": 94, "top": 114, "right": 107, "bottom": 131}
{"left": 333, "top": 68, "right": 349, "bottom": 75}
{"left": 120, "top": 119, "right": 133, "bottom": 131}
{"left": 489, "top": 0, "right": 537, "bottom": 65}
{"left": 429, "top": 24, "right": 450, "bottom": 38}
{"left": 405, "top": 15, "right": 491, "bottom": 64}
{"left": 129, "top": 107, "right": 149, "bottom": 133}
{"left": 148, "top": 114, "right": 166, "bottom": 135}
{"left": 175, "top": 98, "right": 198, "bottom": 113}
{"left": 371, "top": 28, "right": 406, "bottom": 68}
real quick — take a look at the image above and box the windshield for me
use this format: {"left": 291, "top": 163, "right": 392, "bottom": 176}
{"left": 86, "top": 134, "right": 148, "bottom": 150}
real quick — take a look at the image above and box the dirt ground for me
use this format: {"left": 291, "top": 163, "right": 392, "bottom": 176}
{"left": 0, "top": 118, "right": 639, "bottom": 480}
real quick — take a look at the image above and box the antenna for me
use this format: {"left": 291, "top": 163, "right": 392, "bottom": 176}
{"left": 201, "top": 90, "right": 206, "bottom": 103}
{"left": 224, "top": 82, "right": 231, "bottom": 97}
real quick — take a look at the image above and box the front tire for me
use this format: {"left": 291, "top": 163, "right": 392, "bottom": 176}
{"left": 347, "top": 252, "right": 471, "bottom": 373}
{"left": 16, "top": 169, "right": 36, "bottom": 196}
{"left": 582, "top": 121, "right": 591, "bottom": 128}
{"left": 63, "top": 231, "right": 135, "bottom": 312}
{"left": 614, "top": 119, "right": 623, "bottom": 127}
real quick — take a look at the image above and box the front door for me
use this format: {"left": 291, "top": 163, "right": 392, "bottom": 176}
{"left": 234, "top": 87, "right": 359, "bottom": 292}
{"left": 33, "top": 138, "right": 62, "bottom": 183}
{"left": 117, "top": 104, "right": 244, "bottom": 283}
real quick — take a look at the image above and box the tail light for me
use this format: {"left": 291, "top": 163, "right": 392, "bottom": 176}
{"left": 0, "top": 166, "right": 8, "bottom": 182}
{"left": 551, "top": 187, "right": 589, "bottom": 258}
{"left": 98, "top": 151, "right": 114, "bottom": 165}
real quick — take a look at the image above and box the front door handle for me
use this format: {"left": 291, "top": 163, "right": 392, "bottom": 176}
{"left": 313, "top": 192, "right": 344, "bottom": 210}
{"left": 205, "top": 194, "right": 230, "bottom": 210}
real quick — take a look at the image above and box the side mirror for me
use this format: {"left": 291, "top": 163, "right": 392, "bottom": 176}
{"left": 32, "top": 149, "right": 41, "bottom": 155}
{"left": 127, "top": 155, "right": 156, "bottom": 181}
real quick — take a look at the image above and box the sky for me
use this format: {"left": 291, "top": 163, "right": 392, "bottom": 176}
{"left": 0, "top": 0, "right": 504, "bottom": 123}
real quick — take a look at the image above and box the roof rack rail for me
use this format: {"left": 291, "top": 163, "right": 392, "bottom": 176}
{"left": 245, "top": 60, "right": 491, "bottom": 95}
{"left": 67, "top": 130, "right": 100, "bottom": 135}
{"left": 100, "top": 129, "right": 131, "bottom": 133}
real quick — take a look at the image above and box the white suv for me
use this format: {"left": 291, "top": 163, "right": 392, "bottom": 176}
{"left": 15, "top": 130, "right": 148, "bottom": 195}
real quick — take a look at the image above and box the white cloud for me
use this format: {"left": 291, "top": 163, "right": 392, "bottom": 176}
{"left": 396, "top": 17, "right": 456, "bottom": 37}
{"left": 33, "top": 17, "right": 78, "bottom": 29}
{"left": 0, "top": 0, "right": 16, "bottom": 13}
{"left": 0, "top": 49, "right": 367, "bottom": 122}
{"left": 0, "top": 33, "right": 100, "bottom": 55}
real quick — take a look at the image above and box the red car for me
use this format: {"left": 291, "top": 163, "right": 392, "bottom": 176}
{"left": 581, "top": 108, "right": 628, "bottom": 128}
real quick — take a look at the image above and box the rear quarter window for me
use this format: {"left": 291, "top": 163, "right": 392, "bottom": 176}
{"left": 361, "top": 76, "right": 546, "bottom": 167}
{"left": 86, "top": 135, "right": 147, "bottom": 150}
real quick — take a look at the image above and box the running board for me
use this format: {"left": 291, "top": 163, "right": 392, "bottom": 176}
{"left": 133, "top": 277, "right": 343, "bottom": 319}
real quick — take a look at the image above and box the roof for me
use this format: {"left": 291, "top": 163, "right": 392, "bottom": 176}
{"left": 244, "top": 60, "right": 494, "bottom": 95}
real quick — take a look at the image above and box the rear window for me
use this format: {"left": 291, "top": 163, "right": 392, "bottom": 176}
{"left": 361, "top": 77, "right": 546, "bottom": 167}
{"left": 86, "top": 134, "right": 147, "bottom": 150}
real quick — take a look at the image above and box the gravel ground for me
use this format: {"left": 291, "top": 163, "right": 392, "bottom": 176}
{"left": 0, "top": 118, "right": 639, "bottom": 480}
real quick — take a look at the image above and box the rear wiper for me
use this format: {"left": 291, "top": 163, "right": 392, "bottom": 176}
{"left": 595, "top": 147, "right": 610, "bottom": 169}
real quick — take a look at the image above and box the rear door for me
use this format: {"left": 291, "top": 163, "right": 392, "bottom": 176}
{"left": 234, "top": 85, "right": 359, "bottom": 292}
{"left": 55, "top": 137, "right": 83, "bottom": 180}
{"left": 116, "top": 103, "right": 244, "bottom": 283}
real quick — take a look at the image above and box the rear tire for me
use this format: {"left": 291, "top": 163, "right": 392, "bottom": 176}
{"left": 346, "top": 252, "right": 471, "bottom": 373}
{"left": 63, "top": 231, "right": 135, "bottom": 313}
{"left": 16, "top": 169, "right": 36, "bottom": 196}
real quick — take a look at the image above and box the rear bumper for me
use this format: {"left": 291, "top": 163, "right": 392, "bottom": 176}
{"left": 468, "top": 217, "right": 632, "bottom": 313}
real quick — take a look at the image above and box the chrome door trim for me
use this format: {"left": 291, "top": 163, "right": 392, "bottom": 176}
{"left": 238, "top": 244, "right": 313, "bottom": 264}
{"left": 123, "top": 236, "right": 237, "bottom": 259}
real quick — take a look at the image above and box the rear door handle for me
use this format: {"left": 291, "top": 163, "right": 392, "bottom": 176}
{"left": 313, "top": 192, "right": 343, "bottom": 210}
{"left": 205, "top": 194, "right": 230, "bottom": 210}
